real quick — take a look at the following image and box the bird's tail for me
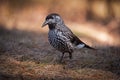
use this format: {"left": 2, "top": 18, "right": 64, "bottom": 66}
{"left": 84, "top": 44, "right": 96, "bottom": 50}
{"left": 72, "top": 35, "right": 96, "bottom": 50}
{"left": 76, "top": 43, "right": 96, "bottom": 50}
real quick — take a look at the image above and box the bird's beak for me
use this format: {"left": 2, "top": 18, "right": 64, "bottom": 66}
{"left": 42, "top": 20, "right": 48, "bottom": 27}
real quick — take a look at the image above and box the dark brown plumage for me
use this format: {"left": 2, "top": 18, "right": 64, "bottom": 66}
{"left": 42, "top": 13, "right": 95, "bottom": 62}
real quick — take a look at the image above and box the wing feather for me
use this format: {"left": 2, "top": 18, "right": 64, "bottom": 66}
{"left": 57, "top": 25, "right": 95, "bottom": 50}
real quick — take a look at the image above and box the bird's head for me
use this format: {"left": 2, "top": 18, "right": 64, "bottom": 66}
{"left": 42, "top": 13, "right": 64, "bottom": 28}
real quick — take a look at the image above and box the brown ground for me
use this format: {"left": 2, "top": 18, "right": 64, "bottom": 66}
{"left": 0, "top": 24, "right": 120, "bottom": 80}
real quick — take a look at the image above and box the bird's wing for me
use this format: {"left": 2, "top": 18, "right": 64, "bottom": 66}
{"left": 57, "top": 25, "right": 95, "bottom": 50}
{"left": 71, "top": 34, "right": 95, "bottom": 49}
{"left": 56, "top": 29, "right": 74, "bottom": 52}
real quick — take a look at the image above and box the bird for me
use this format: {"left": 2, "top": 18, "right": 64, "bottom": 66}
{"left": 42, "top": 13, "right": 95, "bottom": 62}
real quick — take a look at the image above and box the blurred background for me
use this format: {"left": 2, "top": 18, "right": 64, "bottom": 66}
{"left": 0, "top": 0, "right": 120, "bottom": 80}
{"left": 0, "top": 0, "right": 120, "bottom": 46}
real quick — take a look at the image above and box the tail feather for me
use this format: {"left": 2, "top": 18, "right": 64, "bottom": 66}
{"left": 76, "top": 43, "right": 96, "bottom": 50}
{"left": 85, "top": 44, "right": 96, "bottom": 50}
{"left": 72, "top": 34, "right": 96, "bottom": 50}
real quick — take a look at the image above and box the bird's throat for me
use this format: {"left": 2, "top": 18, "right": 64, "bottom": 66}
{"left": 48, "top": 24, "right": 56, "bottom": 30}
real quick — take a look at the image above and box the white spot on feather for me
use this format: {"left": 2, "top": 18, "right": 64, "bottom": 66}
{"left": 56, "top": 16, "right": 60, "bottom": 19}
{"left": 76, "top": 44, "right": 85, "bottom": 49}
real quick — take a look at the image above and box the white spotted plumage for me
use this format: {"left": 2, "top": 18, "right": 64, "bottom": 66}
{"left": 42, "top": 13, "right": 95, "bottom": 61}
{"left": 48, "top": 29, "right": 73, "bottom": 53}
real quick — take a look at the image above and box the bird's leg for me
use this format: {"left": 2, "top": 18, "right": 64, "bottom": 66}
{"left": 59, "top": 52, "right": 64, "bottom": 62}
{"left": 69, "top": 52, "right": 72, "bottom": 59}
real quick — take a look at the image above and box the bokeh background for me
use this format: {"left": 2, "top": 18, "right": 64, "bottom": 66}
{"left": 0, "top": 0, "right": 120, "bottom": 80}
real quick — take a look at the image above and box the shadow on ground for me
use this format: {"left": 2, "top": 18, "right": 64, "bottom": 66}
{"left": 0, "top": 25, "right": 120, "bottom": 80}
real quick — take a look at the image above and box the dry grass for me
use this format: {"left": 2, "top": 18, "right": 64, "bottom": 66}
{"left": 0, "top": 26, "right": 120, "bottom": 80}
{"left": 0, "top": 55, "right": 119, "bottom": 80}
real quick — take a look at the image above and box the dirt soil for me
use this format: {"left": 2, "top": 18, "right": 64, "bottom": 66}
{"left": 0, "top": 24, "right": 120, "bottom": 80}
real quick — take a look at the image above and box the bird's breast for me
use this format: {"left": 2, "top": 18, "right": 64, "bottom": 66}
{"left": 48, "top": 30, "right": 73, "bottom": 52}
{"left": 48, "top": 30, "right": 64, "bottom": 47}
